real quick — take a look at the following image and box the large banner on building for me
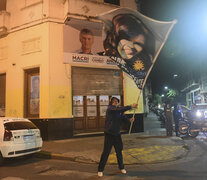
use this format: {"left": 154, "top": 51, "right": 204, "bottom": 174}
{"left": 63, "top": 21, "right": 118, "bottom": 68}
{"left": 98, "top": 8, "right": 177, "bottom": 90}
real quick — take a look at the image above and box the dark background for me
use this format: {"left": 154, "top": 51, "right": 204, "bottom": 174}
{"left": 139, "top": 0, "right": 207, "bottom": 94}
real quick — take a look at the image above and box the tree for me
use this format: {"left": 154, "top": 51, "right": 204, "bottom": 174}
{"left": 166, "top": 88, "right": 179, "bottom": 102}
{"left": 153, "top": 93, "right": 162, "bottom": 105}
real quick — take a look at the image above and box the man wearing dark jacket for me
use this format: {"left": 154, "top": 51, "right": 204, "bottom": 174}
{"left": 98, "top": 97, "right": 137, "bottom": 177}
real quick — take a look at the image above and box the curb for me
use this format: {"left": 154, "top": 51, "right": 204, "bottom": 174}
{"left": 36, "top": 151, "right": 97, "bottom": 164}
{"left": 37, "top": 142, "right": 189, "bottom": 165}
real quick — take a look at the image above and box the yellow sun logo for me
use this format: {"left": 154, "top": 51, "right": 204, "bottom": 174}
{"left": 133, "top": 60, "right": 145, "bottom": 71}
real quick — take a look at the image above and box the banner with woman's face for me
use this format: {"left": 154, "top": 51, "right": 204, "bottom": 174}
{"left": 98, "top": 8, "right": 177, "bottom": 90}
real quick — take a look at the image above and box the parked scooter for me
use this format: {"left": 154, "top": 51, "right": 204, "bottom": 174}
{"left": 178, "top": 118, "right": 189, "bottom": 135}
{"left": 178, "top": 109, "right": 207, "bottom": 137}
{"left": 187, "top": 112, "right": 207, "bottom": 137}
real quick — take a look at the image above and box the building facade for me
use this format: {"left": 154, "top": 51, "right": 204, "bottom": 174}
{"left": 0, "top": 0, "right": 145, "bottom": 140}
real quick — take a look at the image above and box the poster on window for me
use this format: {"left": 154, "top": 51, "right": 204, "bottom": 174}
{"left": 87, "top": 106, "right": 97, "bottom": 117}
{"left": 87, "top": 96, "right": 96, "bottom": 105}
{"left": 30, "top": 75, "right": 39, "bottom": 115}
{"left": 73, "top": 96, "right": 83, "bottom": 106}
{"left": 73, "top": 106, "right": 84, "bottom": 117}
{"left": 30, "top": 99, "right": 39, "bottom": 115}
{"left": 100, "top": 106, "right": 108, "bottom": 116}
{"left": 100, "top": 96, "right": 109, "bottom": 105}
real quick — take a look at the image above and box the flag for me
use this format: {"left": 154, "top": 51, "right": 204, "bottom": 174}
{"left": 98, "top": 8, "right": 177, "bottom": 90}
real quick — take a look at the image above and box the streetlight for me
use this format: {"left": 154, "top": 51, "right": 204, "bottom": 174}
{"left": 164, "top": 86, "right": 168, "bottom": 90}
{"left": 173, "top": 74, "right": 178, "bottom": 78}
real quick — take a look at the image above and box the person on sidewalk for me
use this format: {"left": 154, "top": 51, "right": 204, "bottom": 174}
{"left": 98, "top": 97, "right": 137, "bottom": 177}
{"left": 173, "top": 104, "right": 182, "bottom": 136}
{"left": 164, "top": 102, "right": 173, "bottom": 136}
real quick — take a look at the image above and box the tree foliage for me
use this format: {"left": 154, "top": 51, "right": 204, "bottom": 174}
{"left": 153, "top": 93, "right": 162, "bottom": 105}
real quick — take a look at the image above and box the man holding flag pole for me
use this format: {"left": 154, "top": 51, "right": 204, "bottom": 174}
{"left": 97, "top": 7, "right": 176, "bottom": 177}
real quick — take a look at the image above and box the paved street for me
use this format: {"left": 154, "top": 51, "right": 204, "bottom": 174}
{"left": 1, "top": 112, "right": 207, "bottom": 180}
{"left": 1, "top": 137, "right": 207, "bottom": 180}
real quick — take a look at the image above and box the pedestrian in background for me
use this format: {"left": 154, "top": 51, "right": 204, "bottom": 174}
{"left": 98, "top": 97, "right": 137, "bottom": 177}
{"left": 164, "top": 102, "right": 173, "bottom": 136}
{"left": 173, "top": 104, "right": 182, "bottom": 136}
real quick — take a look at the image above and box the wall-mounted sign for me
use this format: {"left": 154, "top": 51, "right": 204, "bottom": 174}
{"left": 63, "top": 53, "right": 116, "bottom": 67}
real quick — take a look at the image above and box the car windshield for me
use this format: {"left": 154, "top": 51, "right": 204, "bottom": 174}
{"left": 4, "top": 121, "right": 38, "bottom": 130}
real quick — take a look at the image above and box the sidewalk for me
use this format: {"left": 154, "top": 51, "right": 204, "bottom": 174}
{"left": 37, "top": 112, "right": 189, "bottom": 165}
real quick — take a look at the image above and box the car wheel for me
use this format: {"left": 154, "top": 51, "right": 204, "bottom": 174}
{"left": 0, "top": 151, "right": 4, "bottom": 166}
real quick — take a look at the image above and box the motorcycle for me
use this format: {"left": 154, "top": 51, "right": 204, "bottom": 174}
{"left": 178, "top": 109, "right": 207, "bottom": 138}
{"left": 178, "top": 118, "right": 189, "bottom": 135}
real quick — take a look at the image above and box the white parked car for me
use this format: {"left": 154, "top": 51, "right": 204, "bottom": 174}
{"left": 0, "top": 117, "right": 43, "bottom": 165}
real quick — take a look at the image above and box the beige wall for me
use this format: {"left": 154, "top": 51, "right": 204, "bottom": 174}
{"left": 0, "top": 23, "right": 50, "bottom": 118}
{"left": 48, "top": 22, "right": 72, "bottom": 118}
{"left": 0, "top": 21, "right": 72, "bottom": 118}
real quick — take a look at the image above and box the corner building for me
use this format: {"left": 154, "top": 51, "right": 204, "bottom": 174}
{"left": 0, "top": 0, "right": 146, "bottom": 140}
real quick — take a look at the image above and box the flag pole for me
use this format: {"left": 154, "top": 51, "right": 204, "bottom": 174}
{"left": 129, "top": 90, "right": 143, "bottom": 135}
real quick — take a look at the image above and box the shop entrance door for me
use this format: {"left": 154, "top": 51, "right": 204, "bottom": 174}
{"left": 72, "top": 67, "right": 123, "bottom": 134}
{"left": 24, "top": 68, "right": 40, "bottom": 118}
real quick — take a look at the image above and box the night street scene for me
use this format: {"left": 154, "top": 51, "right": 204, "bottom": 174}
{"left": 1, "top": 0, "right": 207, "bottom": 180}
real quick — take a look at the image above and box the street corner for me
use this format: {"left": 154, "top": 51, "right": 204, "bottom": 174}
{"left": 36, "top": 151, "right": 53, "bottom": 159}
{"left": 108, "top": 136, "right": 189, "bottom": 165}
{"left": 37, "top": 150, "right": 98, "bottom": 164}
{"left": 36, "top": 151, "right": 75, "bottom": 162}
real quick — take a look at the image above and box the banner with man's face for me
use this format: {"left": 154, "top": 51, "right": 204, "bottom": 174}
{"left": 98, "top": 8, "right": 177, "bottom": 90}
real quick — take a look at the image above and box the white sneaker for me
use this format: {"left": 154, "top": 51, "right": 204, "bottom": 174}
{"left": 121, "top": 169, "right": 127, "bottom": 174}
{"left": 98, "top": 172, "right": 103, "bottom": 177}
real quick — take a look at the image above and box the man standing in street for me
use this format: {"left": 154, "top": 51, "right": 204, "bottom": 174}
{"left": 98, "top": 97, "right": 137, "bottom": 177}
{"left": 164, "top": 102, "right": 173, "bottom": 136}
{"left": 173, "top": 104, "right": 182, "bottom": 136}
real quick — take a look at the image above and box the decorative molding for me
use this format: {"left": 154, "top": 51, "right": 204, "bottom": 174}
{"left": 22, "top": 37, "right": 42, "bottom": 55}
{"left": 0, "top": 46, "right": 8, "bottom": 60}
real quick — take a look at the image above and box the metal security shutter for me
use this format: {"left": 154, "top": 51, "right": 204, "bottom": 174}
{"left": 72, "top": 67, "right": 123, "bottom": 96}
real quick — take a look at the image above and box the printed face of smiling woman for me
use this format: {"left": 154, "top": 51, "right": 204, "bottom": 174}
{"left": 117, "top": 34, "right": 145, "bottom": 59}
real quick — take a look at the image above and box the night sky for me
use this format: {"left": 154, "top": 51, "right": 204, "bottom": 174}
{"left": 140, "top": 0, "right": 207, "bottom": 94}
